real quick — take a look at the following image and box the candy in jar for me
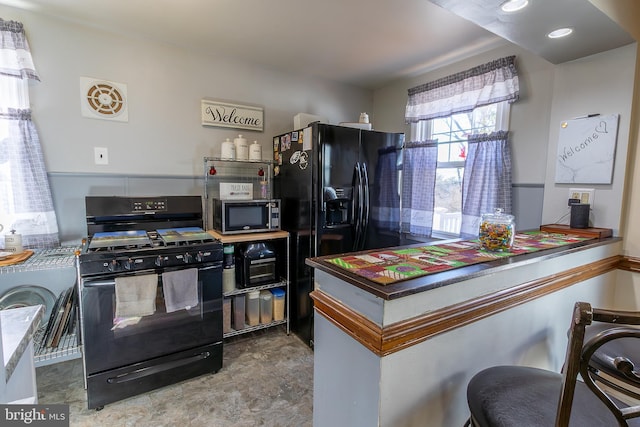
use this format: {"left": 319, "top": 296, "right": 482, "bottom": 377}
{"left": 479, "top": 208, "right": 515, "bottom": 251}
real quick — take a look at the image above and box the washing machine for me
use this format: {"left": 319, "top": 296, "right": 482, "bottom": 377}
{"left": 0, "top": 246, "right": 80, "bottom": 366}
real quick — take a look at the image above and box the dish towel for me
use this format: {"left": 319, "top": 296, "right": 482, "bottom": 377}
{"left": 162, "top": 268, "right": 199, "bottom": 313}
{"left": 114, "top": 274, "right": 158, "bottom": 318}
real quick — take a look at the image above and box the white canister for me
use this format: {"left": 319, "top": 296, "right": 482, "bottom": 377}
{"left": 249, "top": 140, "right": 262, "bottom": 161}
{"left": 5, "top": 229, "right": 23, "bottom": 253}
{"left": 221, "top": 138, "right": 236, "bottom": 160}
{"left": 359, "top": 112, "right": 370, "bottom": 124}
{"left": 234, "top": 134, "right": 248, "bottom": 160}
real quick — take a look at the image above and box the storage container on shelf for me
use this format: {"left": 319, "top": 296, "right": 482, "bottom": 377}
{"left": 249, "top": 140, "right": 262, "bottom": 161}
{"left": 234, "top": 134, "right": 248, "bottom": 160}
{"left": 259, "top": 290, "right": 273, "bottom": 324}
{"left": 223, "top": 298, "right": 232, "bottom": 334}
{"left": 246, "top": 290, "right": 260, "bottom": 326}
{"left": 271, "top": 288, "right": 286, "bottom": 321}
{"left": 222, "top": 244, "right": 235, "bottom": 293}
{"left": 233, "top": 294, "right": 245, "bottom": 330}
{"left": 221, "top": 138, "right": 236, "bottom": 160}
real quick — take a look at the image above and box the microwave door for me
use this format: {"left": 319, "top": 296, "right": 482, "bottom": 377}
{"left": 215, "top": 200, "right": 279, "bottom": 234}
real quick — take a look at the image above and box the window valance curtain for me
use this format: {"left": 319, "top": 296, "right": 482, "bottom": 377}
{"left": 1, "top": 19, "right": 59, "bottom": 248}
{"left": 405, "top": 56, "right": 519, "bottom": 123}
{"left": 0, "top": 19, "right": 39, "bottom": 81}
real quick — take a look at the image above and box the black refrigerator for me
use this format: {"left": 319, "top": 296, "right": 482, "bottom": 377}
{"left": 274, "top": 123, "right": 405, "bottom": 346}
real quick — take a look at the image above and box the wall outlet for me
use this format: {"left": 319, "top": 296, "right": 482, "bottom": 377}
{"left": 94, "top": 147, "right": 108, "bottom": 165}
{"left": 568, "top": 188, "right": 594, "bottom": 206}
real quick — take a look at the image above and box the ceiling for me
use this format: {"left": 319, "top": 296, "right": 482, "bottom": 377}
{"left": 429, "top": 0, "right": 635, "bottom": 64}
{"left": 0, "top": 0, "right": 635, "bottom": 89}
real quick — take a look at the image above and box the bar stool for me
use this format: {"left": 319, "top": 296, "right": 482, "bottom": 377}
{"left": 464, "top": 302, "right": 640, "bottom": 426}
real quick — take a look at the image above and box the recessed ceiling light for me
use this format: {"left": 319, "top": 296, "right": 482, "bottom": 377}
{"left": 547, "top": 28, "right": 573, "bottom": 39}
{"left": 500, "top": 0, "right": 529, "bottom": 13}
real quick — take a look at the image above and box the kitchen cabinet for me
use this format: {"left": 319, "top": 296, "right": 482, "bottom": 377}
{"left": 207, "top": 230, "right": 289, "bottom": 338}
{"left": 203, "top": 157, "right": 275, "bottom": 230}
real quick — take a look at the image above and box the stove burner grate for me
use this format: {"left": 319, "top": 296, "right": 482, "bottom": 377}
{"left": 85, "top": 227, "right": 216, "bottom": 253}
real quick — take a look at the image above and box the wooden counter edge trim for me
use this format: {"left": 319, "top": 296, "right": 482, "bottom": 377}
{"left": 311, "top": 290, "right": 383, "bottom": 355}
{"left": 311, "top": 255, "right": 623, "bottom": 357}
{"left": 617, "top": 255, "right": 640, "bottom": 273}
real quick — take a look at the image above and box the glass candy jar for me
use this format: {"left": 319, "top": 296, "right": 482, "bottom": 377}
{"left": 479, "top": 208, "right": 515, "bottom": 251}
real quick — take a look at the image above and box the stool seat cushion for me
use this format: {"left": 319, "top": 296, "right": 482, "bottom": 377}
{"left": 467, "top": 366, "right": 637, "bottom": 427}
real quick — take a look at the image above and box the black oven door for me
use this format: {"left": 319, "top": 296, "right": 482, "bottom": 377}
{"left": 80, "top": 263, "right": 222, "bottom": 374}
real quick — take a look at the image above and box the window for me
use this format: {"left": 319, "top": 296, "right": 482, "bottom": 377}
{"left": 0, "top": 19, "right": 59, "bottom": 248}
{"left": 410, "top": 102, "right": 510, "bottom": 237}
{"left": 0, "top": 75, "right": 28, "bottom": 220}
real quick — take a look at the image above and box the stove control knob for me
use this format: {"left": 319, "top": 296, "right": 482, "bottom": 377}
{"left": 123, "top": 258, "right": 133, "bottom": 270}
{"left": 196, "top": 251, "right": 205, "bottom": 262}
{"left": 183, "top": 252, "right": 193, "bottom": 263}
{"left": 155, "top": 255, "right": 165, "bottom": 267}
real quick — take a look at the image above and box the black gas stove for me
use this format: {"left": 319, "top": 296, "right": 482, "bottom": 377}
{"left": 78, "top": 196, "right": 223, "bottom": 277}
{"left": 77, "top": 195, "right": 224, "bottom": 410}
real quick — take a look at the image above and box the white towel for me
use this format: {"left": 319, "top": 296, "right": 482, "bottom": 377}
{"left": 162, "top": 268, "right": 199, "bottom": 313}
{"left": 114, "top": 274, "right": 158, "bottom": 318}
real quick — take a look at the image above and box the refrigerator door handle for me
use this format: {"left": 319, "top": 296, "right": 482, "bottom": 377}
{"left": 361, "top": 162, "right": 370, "bottom": 250}
{"left": 356, "top": 162, "right": 366, "bottom": 250}
{"left": 352, "top": 162, "right": 362, "bottom": 251}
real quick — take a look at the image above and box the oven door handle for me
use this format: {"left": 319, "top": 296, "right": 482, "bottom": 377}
{"left": 82, "top": 280, "right": 116, "bottom": 288}
{"left": 107, "top": 351, "right": 212, "bottom": 384}
{"left": 81, "top": 262, "right": 222, "bottom": 287}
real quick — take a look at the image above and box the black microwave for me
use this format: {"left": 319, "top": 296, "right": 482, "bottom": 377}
{"left": 213, "top": 199, "right": 280, "bottom": 234}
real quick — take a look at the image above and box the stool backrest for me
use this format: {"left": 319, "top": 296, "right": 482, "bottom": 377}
{"left": 556, "top": 302, "right": 640, "bottom": 426}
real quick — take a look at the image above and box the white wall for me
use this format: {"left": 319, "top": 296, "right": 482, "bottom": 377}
{"left": 541, "top": 44, "right": 636, "bottom": 236}
{"left": 0, "top": 5, "right": 372, "bottom": 176}
{"left": 0, "top": 4, "right": 377, "bottom": 242}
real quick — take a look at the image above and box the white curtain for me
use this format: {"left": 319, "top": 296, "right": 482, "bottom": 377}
{"left": 459, "top": 131, "right": 513, "bottom": 239}
{"left": 1, "top": 19, "right": 59, "bottom": 248}
{"left": 400, "top": 140, "right": 438, "bottom": 237}
{"left": 405, "top": 56, "right": 519, "bottom": 123}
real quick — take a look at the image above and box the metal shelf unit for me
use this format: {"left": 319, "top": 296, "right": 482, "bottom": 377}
{"left": 207, "top": 230, "right": 290, "bottom": 339}
{"left": 203, "top": 157, "right": 275, "bottom": 230}
{"left": 0, "top": 247, "right": 82, "bottom": 368}
{"left": 34, "top": 329, "right": 81, "bottom": 367}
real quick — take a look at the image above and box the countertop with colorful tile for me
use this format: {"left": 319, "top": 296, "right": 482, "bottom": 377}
{"left": 306, "top": 231, "right": 621, "bottom": 300}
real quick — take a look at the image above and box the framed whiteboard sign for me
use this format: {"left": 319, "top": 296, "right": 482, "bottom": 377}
{"left": 555, "top": 114, "right": 619, "bottom": 184}
{"left": 202, "top": 100, "right": 263, "bottom": 132}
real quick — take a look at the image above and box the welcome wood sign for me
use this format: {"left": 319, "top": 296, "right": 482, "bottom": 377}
{"left": 201, "top": 99, "right": 263, "bottom": 131}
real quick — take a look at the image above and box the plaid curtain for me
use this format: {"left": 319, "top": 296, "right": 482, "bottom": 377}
{"left": 459, "top": 131, "right": 512, "bottom": 239}
{"left": 400, "top": 140, "right": 438, "bottom": 237}
{"left": 405, "top": 56, "right": 519, "bottom": 123}
{"left": 371, "top": 146, "right": 400, "bottom": 232}
{"left": 0, "top": 19, "right": 59, "bottom": 248}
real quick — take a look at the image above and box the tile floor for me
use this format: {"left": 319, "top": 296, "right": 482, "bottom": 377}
{"left": 36, "top": 328, "right": 314, "bottom": 427}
